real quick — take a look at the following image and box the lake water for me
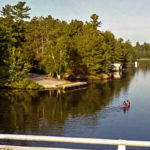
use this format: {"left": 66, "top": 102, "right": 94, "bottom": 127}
{"left": 0, "top": 61, "right": 150, "bottom": 150}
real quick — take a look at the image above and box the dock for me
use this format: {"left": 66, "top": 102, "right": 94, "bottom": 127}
{"left": 61, "top": 82, "right": 87, "bottom": 91}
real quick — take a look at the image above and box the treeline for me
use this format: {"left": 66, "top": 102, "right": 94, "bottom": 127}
{"left": 134, "top": 42, "right": 150, "bottom": 59}
{"left": 0, "top": 1, "right": 134, "bottom": 85}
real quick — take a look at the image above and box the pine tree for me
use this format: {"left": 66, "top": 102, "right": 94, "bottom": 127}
{"left": 0, "top": 1, "right": 31, "bottom": 82}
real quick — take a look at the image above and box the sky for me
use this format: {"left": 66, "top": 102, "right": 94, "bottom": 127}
{"left": 1, "top": 0, "right": 150, "bottom": 45}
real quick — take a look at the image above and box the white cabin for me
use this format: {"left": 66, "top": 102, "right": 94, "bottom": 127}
{"left": 112, "top": 63, "right": 122, "bottom": 71}
{"left": 134, "top": 61, "right": 138, "bottom": 68}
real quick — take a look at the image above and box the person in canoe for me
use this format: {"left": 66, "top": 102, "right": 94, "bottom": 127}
{"left": 121, "top": 100, "right": 130, "bottom": 108}
{"left": 121, "top": 100, "right": 130, "bottom": 112}
{"left": 126, "top": 100, "right": 130, "bottom": 107}
{"left": 122, "top": 101, "right": 127, "bottom": 107}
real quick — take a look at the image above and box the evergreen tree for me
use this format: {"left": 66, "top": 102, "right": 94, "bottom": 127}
{"left": 1, "top": 1, "right": 30, "bottom": 21}
{"left": 90, "top": 14, "right": 102, "bottom": 29}
{"left": 0, "top": 1, "right": 31, "bottom": 82}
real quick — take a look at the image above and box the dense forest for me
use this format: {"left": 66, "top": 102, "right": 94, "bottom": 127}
{"left": 134, "top": 42, "right": 150, "bottom": 59}
{"left": 0, "top": 1, "right": 136, "bottom": 88}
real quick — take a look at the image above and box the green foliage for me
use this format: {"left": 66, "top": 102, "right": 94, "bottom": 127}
{"left": 23, "top": 10, "right": 134, "bottom": 77}
{"left": 90, "top": 14, "right": 102, "bottom": 29}
{"left": 41, "top": 37, "right": 69, "bottom": 77}
{"left": 0, "top": 17, "right": 12, "bottom": 65}
{"left": 5, "top": 78, "right": 43, "bottom": 89}
{"left": 0, "top": 1, "right": 31, "bottom": 20}
{"left": 0, "top": 1, "right": 32, "bottom": 85}
{"left": 0, "top": 1, "right": 135, "bottom": 85}
{"left": 134, "top": 42, "right": 150, "bottom": 59}
{"left": 6, "top": 47, "right": 31, "bottom": 82}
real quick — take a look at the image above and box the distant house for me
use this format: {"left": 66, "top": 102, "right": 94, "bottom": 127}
{"left": 134, "top": 61, "right": 138, "bottom": 67}
{"left": 112, "top": 63, "right": 122, "bottom": 71}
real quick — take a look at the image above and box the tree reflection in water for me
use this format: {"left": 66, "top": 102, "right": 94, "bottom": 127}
{"left": 0, "top": 69, "right": 136, "bottom": 135}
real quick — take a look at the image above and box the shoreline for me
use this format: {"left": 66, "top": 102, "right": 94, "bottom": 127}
{"left": 29, "top": 73, "right": 88, "bottom": 90}
{"left": 0, "top": 73, "right": 113, "bottom": 90}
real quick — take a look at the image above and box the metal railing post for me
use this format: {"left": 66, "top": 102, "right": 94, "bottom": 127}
{"left": 118, "top": 145, "right": 126, "bottom": 150}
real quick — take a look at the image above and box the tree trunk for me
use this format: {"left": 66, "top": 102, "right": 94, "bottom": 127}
{"left": 41, "top": 36, "right": 44, "bottom": 56}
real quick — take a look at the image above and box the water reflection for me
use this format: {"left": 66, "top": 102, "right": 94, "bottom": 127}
{"left": 113, "top": 71, "right": 122, "bottom": 78}
{"left": 137, "top": 61, "right": 150, "bottom": 72}
{"left": 2, "top": 63, "right": 150, "bottom": 150}
{"left": 0, "top": 69, "right": 136, "bottom": 135}
{"left": 122, "top": 106, "right": 130, "bottom": 113}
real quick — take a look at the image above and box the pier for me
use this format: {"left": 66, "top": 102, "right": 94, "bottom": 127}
{"left": 61, "top": 82, "right": 87, "bottom": 91}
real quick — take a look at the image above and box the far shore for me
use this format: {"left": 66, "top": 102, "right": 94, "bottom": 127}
{"left": 137, "top": 58, "right": 150, "bottom": 61}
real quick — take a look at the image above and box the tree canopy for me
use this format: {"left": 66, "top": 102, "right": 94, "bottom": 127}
{"left": 0, "top": 1, "right": 135, "bottom": 87}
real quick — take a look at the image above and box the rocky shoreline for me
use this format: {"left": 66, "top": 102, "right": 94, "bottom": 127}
{"left": 29, "top": 73, "right": 113, "bottom": 90}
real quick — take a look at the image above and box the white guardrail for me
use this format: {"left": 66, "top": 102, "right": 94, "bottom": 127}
{"left": 0, "top": 134, "right": 150, "bottom": 150}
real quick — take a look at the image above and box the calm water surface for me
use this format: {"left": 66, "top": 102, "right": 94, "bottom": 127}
{"left": 0, "top": 62, "right": 150, "bottom": 150}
